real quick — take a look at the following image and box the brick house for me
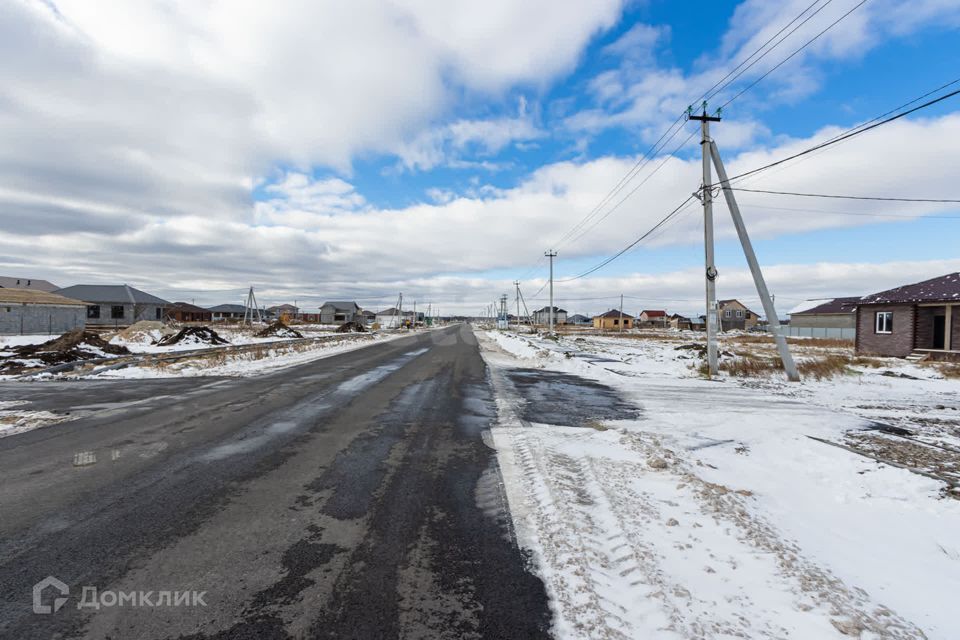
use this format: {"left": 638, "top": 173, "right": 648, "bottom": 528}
{"left": 638, "top": 309, "right": 667, "bottom": 327}
{"left": 593, "top": 309, "right": 633, "bottom": 330}
{"left": 855, "top": 272, "right": 960, "bottom": 360}
{"left": 0, "top": 289, "right": 87, "bottom": 335}
{"left": 717, "top": 299, "right": 759, "bottom": 331}
{"left": 165, "top": 302, "right": 212, "bottom": 323}
{"left": 532, "top": 306, "right": 567, "bottom": 326}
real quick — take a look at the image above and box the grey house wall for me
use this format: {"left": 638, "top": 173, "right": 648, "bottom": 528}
{"left": 319, "top": 306, "right": 356, "bottom": 324}
{"left": 0, "top": 304, "right": 86, "bottom": 335}
{"left": 84, "top": 303, "right": 165, "bottom": 328}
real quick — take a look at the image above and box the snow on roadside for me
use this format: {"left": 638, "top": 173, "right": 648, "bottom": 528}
{"left": 89, "top": 332, "right": 410, "bottom": 378}
{"left": 480, "top": 329, "right": 960, "bottom": 639}
{"left": 0, "top": 400, "right": 72, "bottom": 439}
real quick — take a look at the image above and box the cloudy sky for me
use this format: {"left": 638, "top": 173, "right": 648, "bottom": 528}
{"left": 3, "top": 0, "right": 960, "bottom": 317}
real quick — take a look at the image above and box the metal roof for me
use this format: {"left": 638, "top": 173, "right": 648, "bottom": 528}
{"left": 209, "top": 304, "right": 248, "bottom": 313}
{"left": 54, "top": 284, "right": 169, "bottom": 305}
{"left": 170, "top": 302, "right": 211, "bottom": 313}
{"left": 534, "top": 306, "right": 567, "bottom": 313}
{"left": 320, "top": 301, "right": 360, "bottom": 311}
{"left": 791, "top": 296, "right": 859, "bottom": 315}
{"left": 595, "top": 309, "right": 629, "bottom": 318}
{"left": 0, "top": 289, "right": 87, "bottom": 306}
{"left": 0, "top": 276, "right": 59, "bottom": 292}
{"left": 640, "top": 309, "right": 666, "bottom": 317}
{"left": 860, "top": 272, "right": 960, "bottom": 305}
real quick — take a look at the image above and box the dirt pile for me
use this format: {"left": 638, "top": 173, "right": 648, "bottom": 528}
{"left": 1, "top": 330, "right": 131, "bottom": 374}
{"left": 256, "top": 321, "right": 303, "bottom": 339}
{"left": 336, "top": 321, "right": 366, "bottom": 333}
{"left": 115, "top": 320, "right": 174, "bottom": 344}
{"left": 155, "top": 326, "right": 230, "bottom": 347}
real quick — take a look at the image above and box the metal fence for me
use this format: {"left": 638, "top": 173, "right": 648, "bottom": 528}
{"left": 767, "top": 325, "right": 856, "bottom": 340}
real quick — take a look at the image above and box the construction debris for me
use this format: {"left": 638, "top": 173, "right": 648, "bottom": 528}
{"left": 0, "top": 330, "right": 130, "bottom": 374}
{"left": 336, "top": 321, "right": 367, "bottom": 333}
{"left": 155, "top": 326, "right": 230, "bottom": 347}
{"left": 256, "top": 321, "right": 303, "bottom": 339}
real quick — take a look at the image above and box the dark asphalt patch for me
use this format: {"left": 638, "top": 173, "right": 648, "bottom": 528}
{"left": 506, "top": 368, "right": 641, "bottom": 427}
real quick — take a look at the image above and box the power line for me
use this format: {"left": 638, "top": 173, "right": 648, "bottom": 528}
{"left": 714, "top": 87, "right": 960, "bottom": 187}
{"left": 560, "top": 127, "right": 699, "bottom": 250}
{"left": 738, "top": 201, "right": 960, "bottom": 219}
{"left": 732, "top": 188, "right": 960, "bottom": 203}
{"left": 558, "top": 196, "right": 697, "bottom": 282}
{"left": 718, "top": 0, "right": 869, "bottom": 111}
{"left": 698, "top": 0, "right": 827, "bottom": 104}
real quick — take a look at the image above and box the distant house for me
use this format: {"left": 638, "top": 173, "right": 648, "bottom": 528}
{"left": 638, "top": 309, "right": 667, "bottom": 327}
{"left": 266, "top": 304, "right": 299, "bottom": 320}
{"left": 593, "top": 309, "right": 633, "bottom": 330}
{"left": 358, "top": 309, "right": 377, "bottom": 324}
{"left": 375, "top": 308, "right": 405, "bottom": 328}
{"left": 0, "top": 289, "right": 87, "bottom": 335}
{"left": 165, "top": 302, "right": 212, "bottom": 323}
{"left": 667, "top": 313, "right": 692, "bottom": 330}
{"left": 855, "top": 273, "right": 960, "bottom": 360}
{"left": 717, "top": 299, "right": 759, "bottom": 331}
{"left": 209, "top": 304, "right": 248, "bottom": 322}
{"left": 567, "top": 314, "right": 592, "bottom": 326}
{"left": 55, "top": 284, "right": 169, "bottom": 328}
{"left": 790, "top": 297, "right": 858, "bottom": 330}
{"left": 320, "top": 301, "right": 360, "bottom": 324}
{"left": 532, "top": 306, "right": 567, "bottom": 326}
{"left": 0, "top": 276, "right": 59, "bottom": 292}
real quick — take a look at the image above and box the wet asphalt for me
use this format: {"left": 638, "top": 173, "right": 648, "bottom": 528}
{"left": 0, "top": 325, "right": 553, "bottom": 639}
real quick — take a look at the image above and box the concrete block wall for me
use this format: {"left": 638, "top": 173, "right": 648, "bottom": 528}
{"left": 0, "top": 304, "right": 86, "bottom": 335}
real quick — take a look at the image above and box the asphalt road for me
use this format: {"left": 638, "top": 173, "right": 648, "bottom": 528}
{"left": 0, "top": 324, "right": 552, "bottom": 639}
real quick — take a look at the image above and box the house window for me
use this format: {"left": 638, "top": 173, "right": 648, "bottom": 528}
{"left": 736, "top": 310, "right": 743, "bottom": 318}
{"left": 155, "top": 308, "right": 163, "bottom": 320}
{"left": 875, "top": 311, "right": 893, "bottom": 334}
{"left": 613, "top": 318, "right": 619, "bottom": 325}
{"left": 724, "top": 310, "right": 732, "bottom": 318}
{"left": 111, "top": 305, "right": 125, "bottom": 319}
{"left": 87, "top": 305, "right": 101, "bottom": 319}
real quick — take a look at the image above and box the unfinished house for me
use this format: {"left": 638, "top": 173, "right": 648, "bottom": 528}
{"left": 638, "top": 309, "right": 667, "bottom": 327}
{"left": 209, "top": 304, "right": 248, "bottom": 321}
{"left": 532, "top": 306, "right": 567, "bottom": 326}
{"left": 593, "top": 310, "right": 633, "bottom": 330}
{"left": 855, "top": 272, "right": 960, "bottom": 361}
{"left": 0, "top": 289, "right": 87, "bottom": 335}
{"left": 165, "top": 302, "right": 213, "bottom": 323}
{"left": 717, "top": 299, "right": 759, "bottom": 331}
{"left": 55, "top": 284, "right": 169, "bottom": 328}
{"left": 0, "top": 276, "right": 59, "bottom": 292}
{"left": 320, "top": 301, "right": 360, "bottom": 324}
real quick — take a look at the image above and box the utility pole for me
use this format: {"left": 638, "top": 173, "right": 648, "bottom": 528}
{"left": 514, "top": 280, "right": 521, "bottom": 329}
{"left": 619, "top": 294, "right": 624, "bottom": 333}
{"left": 689, "top": 102, "right": 799, "bottom": 381}
{"left": 689, "top": 102, "right": 720, "bottom": 377}
{"left": 242, "top": 286, "right": 262, "bottom": 325}
{"left": 545, "top": 250, "right": 557, "bottom": 335}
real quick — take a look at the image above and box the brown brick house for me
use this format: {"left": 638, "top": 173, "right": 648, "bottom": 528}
{"left": 855, "top": 272, "right": 960, "bottom": 360}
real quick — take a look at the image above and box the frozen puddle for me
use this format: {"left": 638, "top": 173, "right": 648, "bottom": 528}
{"left": 504, "top": 368, "right": 640, "bottom": 427}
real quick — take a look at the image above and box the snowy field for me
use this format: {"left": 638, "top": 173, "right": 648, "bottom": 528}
{"left": 479, "top": 329, "right": 960, "bottom": 640}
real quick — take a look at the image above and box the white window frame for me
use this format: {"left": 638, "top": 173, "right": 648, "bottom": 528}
{"left": 724, "top": 310, "right": 732, "bottom": 318}
{"left": 735, "top": 310, "right": 743, "bottom": 318}
{"left": 875, "top": 311, "right": 893, "bottom": 334}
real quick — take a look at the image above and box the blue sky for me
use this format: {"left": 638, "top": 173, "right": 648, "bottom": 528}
{"left": 3, "top": 0, "right": 960, "bottom": 316}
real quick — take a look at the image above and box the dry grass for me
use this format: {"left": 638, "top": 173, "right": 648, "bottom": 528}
{"left": 707, "top": 352, "right": 857, "bottom": 380}
{"left": 725, "top": 334, "right": 853, "bottom": 349}
{"left": 936, "top": 362, "right": 960, "bottom": 379}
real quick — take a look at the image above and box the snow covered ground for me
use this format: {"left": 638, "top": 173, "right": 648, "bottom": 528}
{"left": 479, "top": 329, "right": 960, "bottom": 640}
{"left": 87, "top": 332, "right": 411, "bottom": 378}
